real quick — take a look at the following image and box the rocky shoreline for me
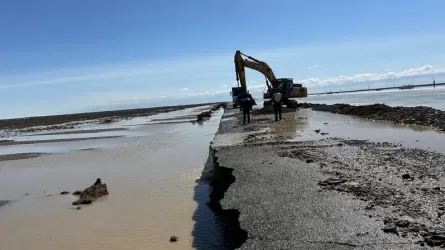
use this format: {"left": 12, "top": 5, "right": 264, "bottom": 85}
{"left": 299, "top": 102, "right": 445, "bottom": 131}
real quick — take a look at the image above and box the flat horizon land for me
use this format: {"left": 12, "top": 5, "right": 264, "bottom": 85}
{"left": 0, "top": 102, "right": 223, "bottom": 130}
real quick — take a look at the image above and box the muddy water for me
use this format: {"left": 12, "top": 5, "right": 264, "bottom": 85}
{"left": 0, "top": 108, "right": 223, "bottom": 250}
{"left": 271, "top": 109, "right": 445, "bottom": 153}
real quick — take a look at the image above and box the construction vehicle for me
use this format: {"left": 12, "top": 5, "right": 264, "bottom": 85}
{"left": 233, "top": 50, "right": 307, "bottom": 108}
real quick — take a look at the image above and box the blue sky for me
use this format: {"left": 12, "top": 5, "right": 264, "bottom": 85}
{"left": 1, "top": 0, "right": 445, "bottom": 118}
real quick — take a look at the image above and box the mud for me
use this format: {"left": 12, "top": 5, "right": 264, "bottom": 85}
{"left": 0, "top": 135, "right": 122, "bottom": 146}
{"left": 0, "top": 102, "right": 222, "bottom": 132}
{"left": 0, "top": 153, "right": 44, "bottom": 161}
{"left": 299, "top": 102, "right": 445, "bottom": 131}
{"left": 31, "top": 128, "right": 128, "bottom": 136}
{"left": 195, "top": 103, "right": 226, "bottom": 123}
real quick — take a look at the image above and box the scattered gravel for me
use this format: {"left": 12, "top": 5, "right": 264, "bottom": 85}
{"left": 278, "top": 138, "right": 445, "bottom": 247}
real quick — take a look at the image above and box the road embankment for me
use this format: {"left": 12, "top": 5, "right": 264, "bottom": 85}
{"left": 203, "top": 103, "right": 445, "bottom": 249}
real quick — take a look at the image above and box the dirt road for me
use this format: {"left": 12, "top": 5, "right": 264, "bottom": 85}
{"left": 205, "top": 104, "right": 445, "bottom": 249}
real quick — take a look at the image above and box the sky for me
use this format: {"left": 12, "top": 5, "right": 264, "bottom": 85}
{"left": 1, "top": 0, "right": 445, "bottom": 118}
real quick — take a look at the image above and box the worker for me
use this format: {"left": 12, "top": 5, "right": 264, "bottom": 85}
{"left": 272, "top": 91, "right": 282, "bottom": 121}
{"left": 246, "top": 90, "right": 256, "bottom": 106}
{"left": 240, "top": 93, "right": 252, "bottom": 124}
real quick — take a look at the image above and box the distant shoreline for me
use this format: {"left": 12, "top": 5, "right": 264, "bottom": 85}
{"left": 0, "top": 102, "right": 223, "bottom": 130}
{"left": 309, "top": 82, "right": 444, "bottom": 96}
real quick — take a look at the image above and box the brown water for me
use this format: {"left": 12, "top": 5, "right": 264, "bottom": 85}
{"left": 0, "top": 107, "right": 223, "bottom": 250}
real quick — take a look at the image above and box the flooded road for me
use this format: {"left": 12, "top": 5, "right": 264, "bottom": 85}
{"left": 215, "top": 106, "right": 445, "bottom": 153}
{"left": 0, "top": 106, "right": 222, "bottom": 250}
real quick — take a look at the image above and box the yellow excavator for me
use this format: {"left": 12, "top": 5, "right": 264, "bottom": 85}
{"left": 231, "top": 50, "right": 307, "bottom": 108}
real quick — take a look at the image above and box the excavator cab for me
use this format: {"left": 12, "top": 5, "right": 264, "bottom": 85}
{"left": 231, "top": 87, "right": 246, "bottom": 108}
{"left": 263, "top": 78, "right": 294, "bottom": 99}
{"left": 263, "top": 78, "right": 299, "bottom": 108}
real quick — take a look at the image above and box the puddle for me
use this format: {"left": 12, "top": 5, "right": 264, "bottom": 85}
{"left": 214, "top": 106, "right": 445, "bottom": 153}
{"left": 288, "top": 109, "right": 445, "bottom": 153}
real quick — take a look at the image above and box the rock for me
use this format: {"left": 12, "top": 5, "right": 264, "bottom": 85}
{"left": 401, "top": 173, "right": 412, "bottom": 180}
{"left": 365, "top": 203, "right": 375, "bottom": 210}
{"left": 382, "top": 224, "right": 397, "bottom": 234}
{"left": 72, "top": 198, "right": 93, "bottom": 205}
{"left": 60, "top": 191, "right": 70, "bottom": 195}
{"left": 306, "top": 159, "right": 314, "bottom": 163}
{"left": 169, "top": 236, "right": 178, "bottom": 242}
{"left": 318, "top": 178, "right": 347, "bottom": 186}
{"left": 396, "top": 220, "right": 410, "bottom": 227}
{"left": 72, "top": 190, "right": 82, "bottom": 196}
{"left": 434, "top": 186, "right": 441, "bottom": 191}
{"left": 315, "top": 129, "right": 321, "bottom": 133}
{"left": 324, "top": 122, "right": 329, "bottom": 125}
{"left": 76, "top": 206, "right": 82, "bottom": 210}
{"left": 101, "top": 119, "right": 114, "bottom": 124}
{"left": 0, "top": 200, "right": 9, "bottom": 207}
{"left": 72, "top": 178, "right": 109, "bottom": 206}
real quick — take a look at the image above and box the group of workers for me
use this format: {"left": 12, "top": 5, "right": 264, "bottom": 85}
{"left": 239, "top": 91, "right": 283, "bottom": 125}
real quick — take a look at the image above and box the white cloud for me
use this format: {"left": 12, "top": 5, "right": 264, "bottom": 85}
{"left": 308, "top": 62, "right": 320, "bottom": 69}
{"left": 298, "top": 64, "right": 444, "bottom": 87}
{"left": 76, "top": 64, "right": 443, "bottom": 109}
{"left": 220, "top": 84, "right": 227, "bottom": 88}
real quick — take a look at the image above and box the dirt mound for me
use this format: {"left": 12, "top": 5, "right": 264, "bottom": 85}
{"left": 299, "top": 103, "right": 445, "bottom": 130}
{"left": 0, "top": 200, "right": 9, "bottom": 207}
{"left": 72, "top": 178, "right": 109, "bottom": 205}
{"left": 195, "top": 103, "right": 226, "bottom": 122}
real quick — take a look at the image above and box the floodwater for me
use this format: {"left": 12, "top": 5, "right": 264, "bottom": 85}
{"left": 301, "top": 86, "right": 445, "bottom": 110}
{"left": 214, "top": 106, "right": 445, "bottom": 154}
{"left": 0, "top": 106, "right": 223, "bottom": 250}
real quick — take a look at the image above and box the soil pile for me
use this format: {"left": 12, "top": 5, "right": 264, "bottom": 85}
{"left": 196, "top": 103, "right": 226, "bottom": 122}
{"left": 0, "top": 200, "right": 9, "bottom": 207}
{"left": 299, "top": 103, "right": 445, "bottom": 130}
{"left": 72, "top": 178, "right": 109, "bottom": 205}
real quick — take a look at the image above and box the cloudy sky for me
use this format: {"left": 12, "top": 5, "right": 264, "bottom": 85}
{"left": 1, "top": 0, "right": 445, "bottom": 118}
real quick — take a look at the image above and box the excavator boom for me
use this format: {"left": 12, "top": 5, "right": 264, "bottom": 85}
{"left": 234, "top": 50, "right": 276, "bottom": 90}
{"left": 232, "top": 49, "right": 307, "bottom": 109}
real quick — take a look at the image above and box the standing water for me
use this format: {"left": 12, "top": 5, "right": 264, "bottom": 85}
{"left": 0, "top": 107, "right": 224, "bottom": 250}
{"left": 302, "top": 86, "right": 445, "bottom": 110}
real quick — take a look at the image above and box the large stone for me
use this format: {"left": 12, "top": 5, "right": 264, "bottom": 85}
{"left": 72, "top": 178, "right": 109, "bottom": 206}
{"left": 0, "top": 200, "right": 9, "bottom": 207}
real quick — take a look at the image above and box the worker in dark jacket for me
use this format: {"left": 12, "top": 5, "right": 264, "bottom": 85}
{"left": 240, "top": 93, "right": 252, "bottom": 124}
{"left": 272, "top": 92, "right": 283, "bottom": 121}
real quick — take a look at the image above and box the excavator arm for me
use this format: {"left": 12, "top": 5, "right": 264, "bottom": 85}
{"left": 234, "top": 50, "right": 276, "bottom": 90}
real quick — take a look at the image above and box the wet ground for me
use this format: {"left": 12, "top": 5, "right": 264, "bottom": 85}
{"left": 210, "top": 104, "right": 445, "bottom": 249}
{"left": 0, "top": 104, "right": 225, "bottom": 250}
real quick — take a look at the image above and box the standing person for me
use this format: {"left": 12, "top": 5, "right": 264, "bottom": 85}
{"left": 240, "top": 93, "right": 252, "bottom": 125}
{"left": 272, "top": 91, "right": 282, "bottom": 121}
